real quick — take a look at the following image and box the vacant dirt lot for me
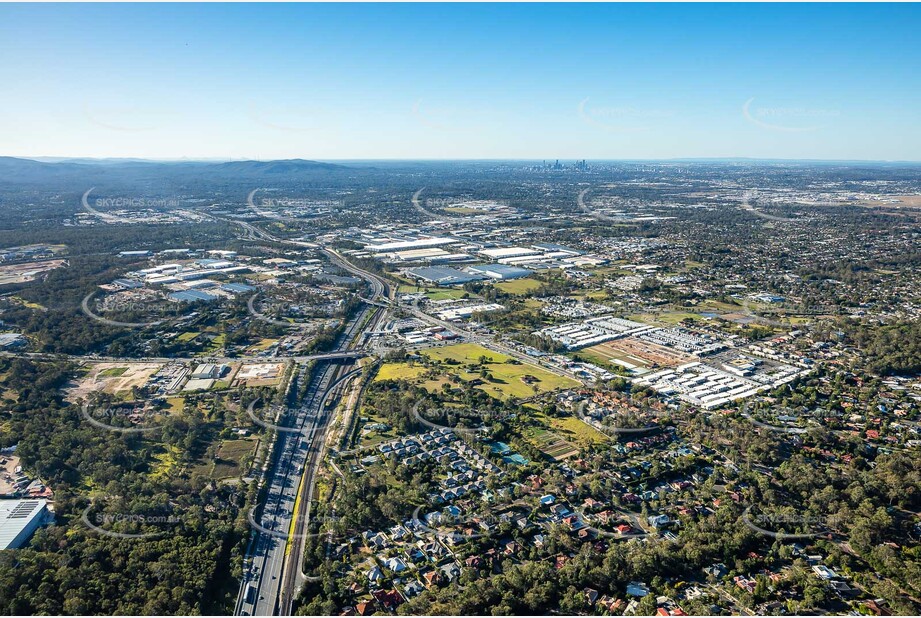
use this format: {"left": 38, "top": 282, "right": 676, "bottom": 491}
{"left": 65, "top": 362, "right": 163, "bottom": 402}
{"left": 0, "top": 259, "right": 67, "bottom": 285}
{"left": 588, "top": 337, "right": 695, "bottom": 368}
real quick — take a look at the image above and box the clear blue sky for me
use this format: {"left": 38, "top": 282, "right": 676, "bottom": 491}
{"left": 1, "top": 3, "right": 918, "bottom": 161}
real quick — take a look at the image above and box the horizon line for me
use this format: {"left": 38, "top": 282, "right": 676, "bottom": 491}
{"left": 9, "top": 155, "right": 921, "bottom": 165}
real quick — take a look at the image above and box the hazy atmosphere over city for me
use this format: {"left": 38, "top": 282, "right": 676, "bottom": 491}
{"left": 0, "top": 3, "right": 919, "bottom": 618}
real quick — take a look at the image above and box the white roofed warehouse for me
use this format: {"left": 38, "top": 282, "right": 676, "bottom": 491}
{"left": 0, "top": 499, "right": 51, "bottom": 549}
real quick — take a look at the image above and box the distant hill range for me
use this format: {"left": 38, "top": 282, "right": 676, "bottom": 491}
{"left": 0, "top": 156, "right": 350, "bottom": 184}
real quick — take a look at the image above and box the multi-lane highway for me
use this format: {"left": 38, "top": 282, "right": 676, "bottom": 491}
{"left": 233, "top": 241, "right": 391, "bottom": 616}
{"left": 229, "top": 217, "right": 578, "bottom": 616}
{"left": 235, "top": 305, "right": 375, "bottom": 616}
{"left": 334, "top": 250, "right": 582, "bottom": 382}
{"left": 278, "top": 365, "right": 363, "bottom": 615}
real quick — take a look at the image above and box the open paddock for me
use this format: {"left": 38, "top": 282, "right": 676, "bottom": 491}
{"left": 421, "top": 343, "right": 579, "bottom": 400}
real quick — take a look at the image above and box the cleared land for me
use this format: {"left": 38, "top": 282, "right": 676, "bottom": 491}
{"left": 0, "top": 259, "right": 67, "bottom": 285}
{"left": 212, "top": 438, "right": 257, "bottom": 479}
{"left": 397, "top": 284, "right": 470, "bottom": 301}
{"left": 549, "top": 415, "right": 610, "bottom": 446}
{"left": 524, "top": 426, "right": 579, "bottom": 460}
{"left": 586, "top": 337, "right": 695, "bottom": 369}
{"left": 190, "top": 437, "right": 257, "bottom": 480}
{"left": 66, "top": 362, "right": 163, "bottom": 402}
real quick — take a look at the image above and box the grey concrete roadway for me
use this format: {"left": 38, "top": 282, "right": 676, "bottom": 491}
{"left": 235, "top": 308, "right": 372, "bottom": 616}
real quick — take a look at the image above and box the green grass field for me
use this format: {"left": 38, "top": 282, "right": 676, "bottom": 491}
{"left": 357, "top": 409, "right": 400, "bottom": 448}
{"left": 98, "top": 367, "right": 129, "bottom": 378}
{"left": 627, "top": 311, "right": 704, "bottom": 325}
{"left": 150, "top": 445, "right": 181, "bottom": 481}
{"left": 494, "top": 278, "right": 542, "bottom": 295}
{"left": 525, "top": 426, "right": 579, "bottom": 460}
{"left": 248, "top": 338, "right": 278, "bottom": 352}
{"left": 211, "top": 439, "right": 256, "bottom": 479}
{"left": 205, "top": 333, "right": 227, "bottom": 353}
{"left": 515, "top": 408, "right": 608, "bottom": 460}
{"left": 191, "top": 438, "right": 256, "bottom": 480}
{"left": 421, "top": 343, "right": 579, "bottom": 400}
{"left": 549, "top": 415, "right": 610, "bottom": 446}
{"left": 374, "top": 362, "right": 428, "bottom": 382}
